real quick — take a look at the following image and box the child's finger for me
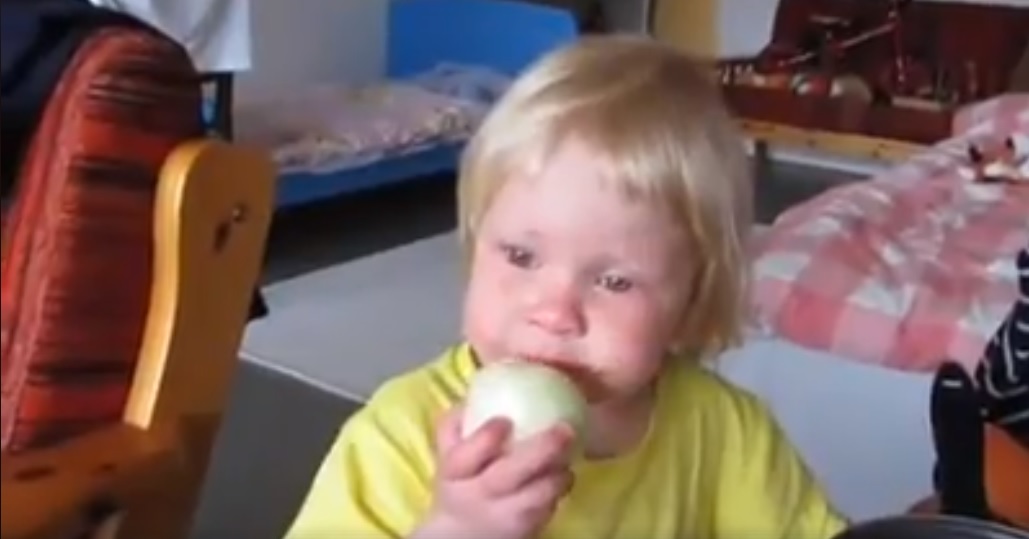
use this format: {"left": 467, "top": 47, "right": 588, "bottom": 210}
{"left": 440, "top": 416, "right": 511, "bottom": 481}
{"left": 503, "top": 468, "right": 575, "bottom": 522}
{"left": 480, "top": 423, "right": 574, "bottom": 496}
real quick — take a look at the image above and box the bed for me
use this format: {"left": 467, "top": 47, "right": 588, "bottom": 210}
{"left": 749, "top": 94, "right": 1028, "bottom": 374}
{"left": 233, "top": 0, "right": 578, "bottom": 209}
{"left": 722, "top": 95, "right": 1028, "bottom": 520}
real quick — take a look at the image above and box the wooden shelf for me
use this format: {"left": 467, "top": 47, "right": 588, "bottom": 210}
{"left": 740, "top": 119, "right": 927, "bottom": 164}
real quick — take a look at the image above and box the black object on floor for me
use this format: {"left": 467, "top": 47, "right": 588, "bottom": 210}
{"left": 833, "top": 515, "right": 1029, "bottom": 539}
{"left": 931, "top": 362, "right": 991, "bottom": 520}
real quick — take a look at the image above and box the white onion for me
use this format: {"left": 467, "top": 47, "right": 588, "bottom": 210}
{"left": 462, "top": 360, "right": 588, "bottom": 447}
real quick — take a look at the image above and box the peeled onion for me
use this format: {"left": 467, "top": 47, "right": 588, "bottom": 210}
{"left": 461, "top": 360, "right": 588, "bottom": 447}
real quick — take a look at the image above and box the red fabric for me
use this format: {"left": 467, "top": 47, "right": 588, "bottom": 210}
{"left": 1, "top": 27, "right": 202, "bottom": 452}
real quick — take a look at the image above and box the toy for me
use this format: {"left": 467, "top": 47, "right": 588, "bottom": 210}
{"left": 717, "top": 0, "right": 938, "bottom": 101}
{"left": 713, "top": 0, "right": 1029, "bottom": 145}
{"left": 961, "top": 135, "right": 1029, "bottom": 184}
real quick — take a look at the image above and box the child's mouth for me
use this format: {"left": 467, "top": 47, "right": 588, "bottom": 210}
{"left": 522, "top": 356, "right": 606, "bottom": 403}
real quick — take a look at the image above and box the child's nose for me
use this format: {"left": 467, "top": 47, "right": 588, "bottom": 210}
{"left": 527, "top": 290, "right": 585, "bottom": 336}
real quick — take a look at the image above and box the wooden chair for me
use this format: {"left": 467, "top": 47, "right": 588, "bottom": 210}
{"left": 1, "top": 24, "right": 275, "bottom": 539}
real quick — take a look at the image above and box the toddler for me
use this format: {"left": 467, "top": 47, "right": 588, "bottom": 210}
{"left": 286, "top": 35, "right": 848, "bottom": 539}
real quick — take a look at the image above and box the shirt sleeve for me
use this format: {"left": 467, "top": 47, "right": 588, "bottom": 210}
{"left": 717, "top": 392, "right": 850, "bottom": 539}
{"left": 284, "top": 407, "right": 433, "bottom": 538}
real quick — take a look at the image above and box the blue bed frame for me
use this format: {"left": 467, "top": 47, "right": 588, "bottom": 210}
{"left": 273, "top": 0, "right": 578, "bottom": 209}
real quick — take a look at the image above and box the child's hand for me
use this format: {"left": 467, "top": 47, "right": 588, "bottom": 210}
{"left": 418, "top": 406, "right": 576, "bottom": 539}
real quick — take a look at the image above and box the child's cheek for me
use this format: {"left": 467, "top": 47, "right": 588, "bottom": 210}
{"left": 599, "top": 300, "right": 673, "bottom": 359}
{"left": 463, "top": 278, "right": 507, "bottom": 354}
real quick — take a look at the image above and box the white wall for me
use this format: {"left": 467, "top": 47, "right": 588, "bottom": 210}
{"left": 234, "top": 0, "right": 652, "bottom": 107}
{"left": 235, "top": 0, "right": 388, "bottom": 104}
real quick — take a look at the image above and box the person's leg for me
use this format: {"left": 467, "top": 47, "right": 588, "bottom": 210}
{"left": 931, "top": 363, "right": 990, "bottom": 520}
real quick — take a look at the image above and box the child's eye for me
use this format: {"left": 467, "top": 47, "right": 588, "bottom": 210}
{"left": 597, "top": 273, "right": 633, "bottom": 293}
{"left": 500, "top": 243, "right": 536, "bottom": 269}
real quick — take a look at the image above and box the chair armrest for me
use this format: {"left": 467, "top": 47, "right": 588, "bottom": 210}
{"left": 1, "top": 425, "right": 183, "bottom": 539}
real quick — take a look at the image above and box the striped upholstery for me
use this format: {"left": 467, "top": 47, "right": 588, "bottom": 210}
{"left": 0, "top": 27, "right": 202, "bottom": 452}
{"left": 976, "top": 245, "right": 1029, "bottom": 441}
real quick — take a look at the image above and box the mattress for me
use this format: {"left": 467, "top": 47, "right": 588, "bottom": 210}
{"left": 751, "top": 94, "right": 1029, "bottom": 373}
{"left": 234, "top": 63, "right": 512, "bottom": 176}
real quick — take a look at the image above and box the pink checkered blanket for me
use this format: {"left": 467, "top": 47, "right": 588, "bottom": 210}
{"left": 750, "top": 94, "right": 1029, "bottom": 373}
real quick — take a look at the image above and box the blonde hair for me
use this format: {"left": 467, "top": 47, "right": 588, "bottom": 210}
{"left": 457, "top": 35, "right": 754, "bottom": 358}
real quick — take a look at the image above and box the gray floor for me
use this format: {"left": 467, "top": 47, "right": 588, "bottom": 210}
{"left": 190, "top": 160, "right": 859, "bottom": 538}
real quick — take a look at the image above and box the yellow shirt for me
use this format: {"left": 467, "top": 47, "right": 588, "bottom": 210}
{"left": 286, "top": 344, "right": 848, "bottom": 539}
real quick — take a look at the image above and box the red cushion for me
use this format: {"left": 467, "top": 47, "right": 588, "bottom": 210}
{"left": 1, "top": 27, "right": 202, "bottom": 452}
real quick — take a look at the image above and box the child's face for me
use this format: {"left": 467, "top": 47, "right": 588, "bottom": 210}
{"left": 462, "top": 141, "right": 691, "bottom": 403}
